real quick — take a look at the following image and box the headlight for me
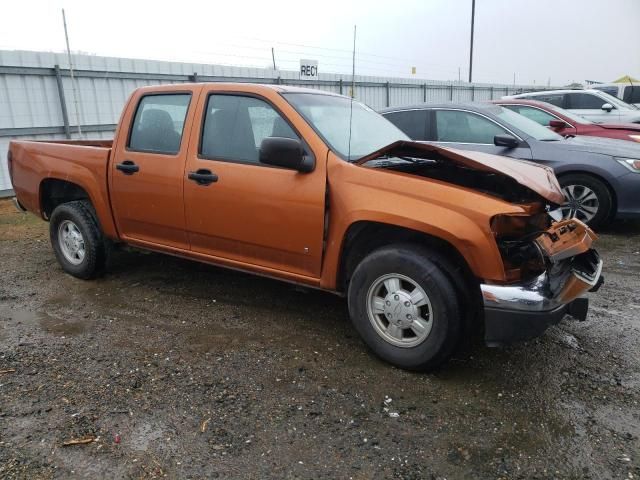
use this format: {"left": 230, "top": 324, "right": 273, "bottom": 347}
{"left": 628, "top": 135, "right": 640, "bottom": 143}
{"left": 615, "top": 157, "right": 640, "bottom": 173}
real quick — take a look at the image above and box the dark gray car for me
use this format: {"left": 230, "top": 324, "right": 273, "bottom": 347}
{"left": 380, "top": 103, "right": 640, "bottom": 228}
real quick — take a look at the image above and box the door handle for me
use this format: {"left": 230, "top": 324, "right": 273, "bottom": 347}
{"left": 116, "top": 160, "right": 139, "bottom": 175}
{"left": 188, "top": 169, "right": 218, "bottom": 185}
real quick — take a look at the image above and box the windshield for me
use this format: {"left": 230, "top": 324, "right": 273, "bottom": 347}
{"left": 596, "top": 90, "right": 638, "bottom": 110}
{"left": 491, "top": 105, "right": 564, "bottom": 141}
{"left": 282, "top": 93, "right": 409, "bottom": 160}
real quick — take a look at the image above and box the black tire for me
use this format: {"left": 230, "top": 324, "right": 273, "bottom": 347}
{"left": 347, "top": 244, "right": 462, "bottom": 371}
{"left": 558, "top": 173, "right": 613, "bottom": 229}
{"left": 49, "top": 200, "right": 106, "bottom": 279}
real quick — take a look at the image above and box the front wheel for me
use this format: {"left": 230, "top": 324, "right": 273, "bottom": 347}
{"left": 347, "top": 244, "right": 462, "bottom": 371}
{"left": 558, "top": 174, "right": 613, "bottom": 229}
{"left": 49, "top": 200, "right": 107, "bottom": 279}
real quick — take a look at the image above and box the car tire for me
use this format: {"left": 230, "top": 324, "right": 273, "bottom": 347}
{"left": 347, "top": 244, "right": 462, "bottom": 371}
{"left": 558, "top": 173, "right": 613, "bottom": 229}
{"left": 49, "top": 200, "right": 107, "bottom": 279}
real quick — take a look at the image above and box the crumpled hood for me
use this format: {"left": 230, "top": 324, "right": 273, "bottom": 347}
{"left": 355, "top": 141, "right": 565, "bottom": 204}
{"left": 558, "top": 135, "right": 640, "bottom": 158}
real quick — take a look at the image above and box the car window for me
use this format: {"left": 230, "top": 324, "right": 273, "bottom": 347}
{"left": 200, "top": 94, "right": 299, "bottom": 164}
{"left": 434, "top": 110, "right": 508, "bottom": 144}
{"left": 128, "top": 94, "right": 191, "bottom": 154}
{"left": 623, "top": 86, "right": 640, "bottom": 104}
{"left": 592, "top": 86, "right": 620, "bottom": 97}
{"left": 567, "top": 93, "right": 609, "bottom": 109}
{"left": 529, "top": 93, "right": 564, "bottom": 108}
{"left": 504, "top": 105, "right": 557, "bottom": 127}
{"left": 383, "top": 110, "right": 429, "bottom": 140}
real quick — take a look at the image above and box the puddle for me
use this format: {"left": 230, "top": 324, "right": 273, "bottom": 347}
{"left": 0, "top": 305, "right": 87, "bottom": 336}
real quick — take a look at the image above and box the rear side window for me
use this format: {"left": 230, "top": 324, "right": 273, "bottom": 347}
{"left": 504, "top": 105, "right": 557, "bottom": 127}
{"left": 567, "top": 93, "right": 608, "bottom": 109}
{"left": 128, "top": 94, "right": 191, "bottom": 154}
{"left": 200, "top": 94, "right": 299, "bottom": 164}
{"left": 529, "top": 93, "right": 565, "bottom": 108}
{"left": 623, "top": 86, "right": 640, "bottom": 104}
{"left": 383, "top": 110, "right": 429, "bottom": 140}
{"left": 434, "top": 110, "right": 507, "bottom": 144}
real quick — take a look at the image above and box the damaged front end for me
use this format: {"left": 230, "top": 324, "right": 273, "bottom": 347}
{"left": 483, "top": 216, "right": 603, "bottom": 346}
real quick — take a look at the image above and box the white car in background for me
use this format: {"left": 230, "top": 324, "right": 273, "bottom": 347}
{"left": 591, "top": 83, "right": 640, "bottom": 107}
{"left": 506, "top": 89, "right": 640, "bottom": 124}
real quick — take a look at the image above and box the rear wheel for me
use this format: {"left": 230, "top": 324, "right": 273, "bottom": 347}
{"left": 558, "top": 174, "right": 612, "bottom": 229}
{"left": 49, "top": 200, "right": 106, "bottom": 279}
{"left": 347, "top": 244, "right": 462, "bottom": 371}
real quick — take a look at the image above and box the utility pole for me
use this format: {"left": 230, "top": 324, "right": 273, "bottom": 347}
{"left": 271, "top": 47, "right": 277, "bottom": 70}
{"left": 468, "top": 0, "right": 475, "bottom": 83}
{"left": 62, "top": 9, "right": 83, "bottom": 137}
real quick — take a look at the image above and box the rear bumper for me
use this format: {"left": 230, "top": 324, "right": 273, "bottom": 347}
{"left": 481, "top": 250, "right": 603, "bottom": 346}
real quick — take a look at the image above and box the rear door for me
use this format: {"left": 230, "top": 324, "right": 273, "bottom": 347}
{"left": 428, "top": 108, "right": 533, "bottom": 160}
{"left": 109, "top": 88, "right": 197, "bottom": 249}
{"left": 565, "top": 92, "right": 620, "bottom": 122}
{"left": 182, "top": 87, "right": 328, "bottom": 279}
{"left": 381, "top": 110, "right": 429, "bottom": 140}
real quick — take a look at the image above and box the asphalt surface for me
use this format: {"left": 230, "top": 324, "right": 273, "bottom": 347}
{"left": 0, "top": 198, "right": 639, "bottom": 479}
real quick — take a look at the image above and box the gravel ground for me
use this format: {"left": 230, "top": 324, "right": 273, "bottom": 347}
{"left": 0, "top": 198, "right": 639, "bottom": 479}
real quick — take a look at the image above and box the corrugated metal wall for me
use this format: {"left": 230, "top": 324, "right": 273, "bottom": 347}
{"left": 0, "top": 49, "right": 544, "bottom": 193}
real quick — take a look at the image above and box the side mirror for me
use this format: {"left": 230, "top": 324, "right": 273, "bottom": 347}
{"left": 601, "top": 103, "right": 614, "bottom": 112}
{"left": 259, "top": 137, "right": 314, "bottom": 173}
{"left": 549, "top": 119, "right": 567, "bottom": 129}
{"left": 494, "top": 134, "right": 520, "bottom": 148}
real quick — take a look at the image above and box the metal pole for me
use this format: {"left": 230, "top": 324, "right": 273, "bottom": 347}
{"left": 351, "top": 26, "right": 356, "bottom": 98}
{"left": 385, "top": 81, "right": 390, "bottom": 107}
{"left": 468, "top": 0, "right": 475, "bottom": 83}
{"left": 62, "top": 9, "right": 83, "bottom": 137}
{"left": 422, "top": 83, "right": 427, "bottom": 102}
{"left": 339, "top": 78, "right": 343, "bottom": 95}
{"left": 54, "top": 65, "right": 71, "bottom": 139}
{"left": 271, "top": 48, "right": 277, "bottom": 70}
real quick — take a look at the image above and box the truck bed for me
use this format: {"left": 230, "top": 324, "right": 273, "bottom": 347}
{"left": 9, "top": 139, "right": 117, "bottom": 236}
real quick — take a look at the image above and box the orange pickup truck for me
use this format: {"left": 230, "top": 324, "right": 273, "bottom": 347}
{"left": 8, "top": 83, "right": 603, "bottom": 370}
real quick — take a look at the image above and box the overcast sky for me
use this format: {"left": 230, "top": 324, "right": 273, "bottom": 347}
{"left": 2, "top": 0, "right": 639, "bottom": 86}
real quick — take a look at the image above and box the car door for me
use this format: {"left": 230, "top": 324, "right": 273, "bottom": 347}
{"left": 428, "top": 108, "right": 533, "bottom": 160}
{"left": 503, "top": 105, "right": 577, "bottom": 136}
{"left": 565, "top": 92, "right": 619, "bottom": 123}
{"left": 381, "top": 110, "right": 429, "bottom": 140}
{"left": 183, "top": 89, "right": 327, "bottom": 279}
{"left": 109, "top": 88, "right": 197, "bottom": 250}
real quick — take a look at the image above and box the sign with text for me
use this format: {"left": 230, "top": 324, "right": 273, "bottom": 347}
{"left": 300, "top": 59, "right": 318, "bottom": 80}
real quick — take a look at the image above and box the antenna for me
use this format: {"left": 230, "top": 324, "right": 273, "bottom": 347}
{"left": 347, "top": 25, "right": 356, "bottom": 161}
{"left": 62, "top": 9, "right": 83, "bottom": 138}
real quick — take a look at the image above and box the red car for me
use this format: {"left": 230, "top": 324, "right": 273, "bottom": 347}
{"left": 494, "top": 99, "right": 640, "bottom": 143}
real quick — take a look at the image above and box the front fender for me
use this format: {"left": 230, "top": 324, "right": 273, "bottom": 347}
{"left": 320, "top": 157, "right": 529, "bottom": 289}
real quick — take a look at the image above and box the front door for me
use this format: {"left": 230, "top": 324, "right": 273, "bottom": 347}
{"left": 110, "top": 90, "right": 196, "bottom": 250}
{"left": 565, "top": 92, "right": 620, "bottom": 123}
{"left": 183, "top": 90, "right": 327, "bottom": 279}
{"left": 430, "top": 108, "right": 533, "bottom": 160}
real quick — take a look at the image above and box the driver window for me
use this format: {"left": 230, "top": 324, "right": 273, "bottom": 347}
{"left": 435, "top": 110, "right": 508, "bottom": 144}
{"left": 200, "top": 95, "right": 299, "bottom": 164}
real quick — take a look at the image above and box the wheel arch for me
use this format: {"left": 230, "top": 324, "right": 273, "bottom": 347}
{"left": 335, "top": 221, "right": 480, "bottom": 296}
{"left": 38, "top": 177, "right": 118, "bottom": 238}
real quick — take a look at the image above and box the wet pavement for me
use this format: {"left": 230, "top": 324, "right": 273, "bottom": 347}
{"left": 0, "top": 199, "right": 639, "bottom": 479}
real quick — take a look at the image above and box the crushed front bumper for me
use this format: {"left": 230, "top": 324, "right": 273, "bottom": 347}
{"left": 481, "top": 220, "right": 603, "bottom": 346}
